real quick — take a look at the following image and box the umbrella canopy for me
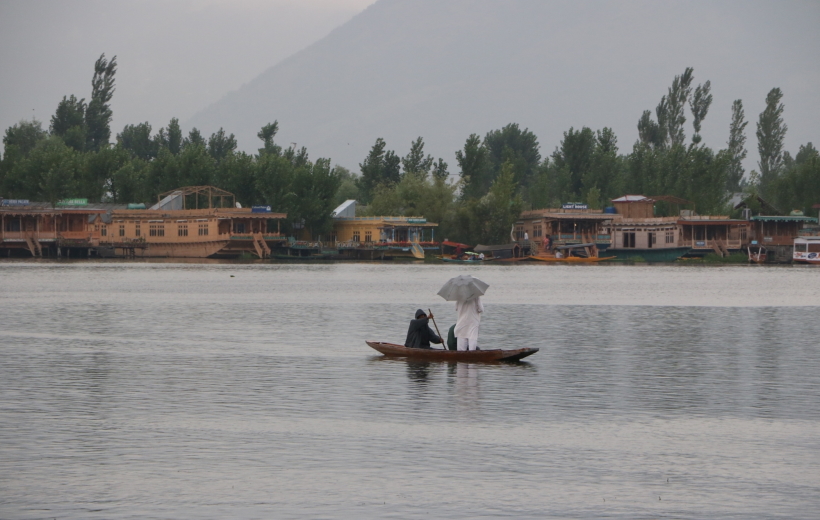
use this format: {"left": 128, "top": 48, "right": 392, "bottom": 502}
{"left": 437, "top": 274, "right": 489, "bottom": 302}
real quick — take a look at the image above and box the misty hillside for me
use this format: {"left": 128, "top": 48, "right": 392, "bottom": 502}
{"left": 188, "top": 0, "right": 819, "bottom": 171}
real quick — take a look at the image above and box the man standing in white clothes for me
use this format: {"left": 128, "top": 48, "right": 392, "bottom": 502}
{"left": 455, "top": 296, "right": 484, "bottom": 351}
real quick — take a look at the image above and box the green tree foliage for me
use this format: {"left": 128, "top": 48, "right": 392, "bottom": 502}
{"left": 726, "top": 99, "right": 748, "bottom": 192}
{"left": 85, "top": 54, "right": 117, "bottom": 151}
{"left": 207, "top": 128, "right": 237, "bottom": 162}
{"left": 401, "top": 136, "right": 434, "bottom": 177}
{"left": 756, "top": 87, "right": 787, "bottom": 197}
{"left": 357, "top": 137, "right": 400, "bottom": 203}
{"left": 50, "top": 95, "right": 87, "bottom": 151}
{"left": 690, "top": 80, "right": 713, "bottom": 145}
{"left": 455, "top": 161, "right": 523, "bottom": 244}
{"left": 768, "top": 143, "right": 820, "bottom": 215}
{"left": 257, "top": 121, "right": 281, "bottom": 156}
{"left": 184, "top": 128, "right": 206, "bottom": 149}
{"left": 4, "top": 137, "right": 79, "bottom": 204}
{"left": 333, "top": 165, "right": 360, "bottom": 207}
{"left": 456, "top": 134, "right": 491, "bottom": 200}
{"left": 118, "top": 122, "right": 158, "bottom": 160}
{"left": 483, "top": 123, "right": 541, "bottom": 189}
{"left": 3, "top": 119, "right": 48, "bottom": 156}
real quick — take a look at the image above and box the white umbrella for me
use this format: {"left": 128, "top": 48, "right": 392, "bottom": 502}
{"left": 437, "top": 274, "right": 489, "bottom": 302}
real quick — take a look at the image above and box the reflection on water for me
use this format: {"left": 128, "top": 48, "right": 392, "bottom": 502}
{"left": 1, "top": 262, "right": 819, "bottom": 519}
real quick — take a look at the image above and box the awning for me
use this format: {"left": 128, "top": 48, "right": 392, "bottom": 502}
{"left": 442, "top": 240, "right": 471, "bottom": 249}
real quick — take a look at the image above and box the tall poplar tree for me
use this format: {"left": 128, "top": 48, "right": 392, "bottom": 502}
{"left": 756, "top": 88, "right": 787, "bottom": 196}
{"left": 726, "top": 99, "right": 748, "bottom": 192}
{"left": 85, "top": 54, "right": 117, "bottom": 151}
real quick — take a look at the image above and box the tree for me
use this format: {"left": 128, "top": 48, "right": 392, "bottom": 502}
{"left": 118, "top": 122, "right": 157, "bottom": 160}
{"left": 456, "top": 134, "right": 491, "bottom": 200}
{"left": 483, "top": 123, "right": 541, "bottom": 189}
{"left": 333, "top": 165, "right": 360, "bottom": 207}
{"left": 289, "top": 158, "right": 342, "bottom": 238}
{"left": 432, "top": 158, "right": 449, "bottom": 181}
{"left": 85, "top": 54, "right": 117, "bottom": 151}
{"left": 184, "top": 128, "right": 206, "bottom": 149}
{"left": 757, "top": 87, "right": 787, "bottom": 196}
{"left": 50, "top": 95, "right": 87, "bottom": 151}
{"left": 726, "top": 99, "right": 748, "bottom": 192}
{"left": 207, "top": 128, "right": 237, "bottom": 162}
{"left": 401, "top": 136, "right": 434, "bottom": 177}
{"left": 257, "top": 121, "right": 281, "bottom": 156}
{"left": 3, "top": 119, "right": 48, "bottom": 157}
{"left": 690, "top": 80, "right": 713, "bottom": 145}
{"left": 154, "top": 118, "right": 183, "bottom": 155}
{"left": 357, "top": 137, "right": 400, "bottom": 203}
{"left": 664, "top": 67, "right": 694, "bottom": 147}
{"left": 551, "top": 126, "right": 596, "bottom": 198}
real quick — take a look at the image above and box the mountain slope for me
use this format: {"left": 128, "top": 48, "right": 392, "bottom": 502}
{"left": 188, "top": 0, "right": 820, "bottom": 170}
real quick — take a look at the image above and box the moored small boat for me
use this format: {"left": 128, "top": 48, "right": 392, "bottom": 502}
{"left": 530, "top": 243, "right": 614, "bottom": 263}
{"left": 366, "top": 341, "right": 538, "bottom": 362}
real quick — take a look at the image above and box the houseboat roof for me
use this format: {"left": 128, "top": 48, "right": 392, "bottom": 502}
{"left": 678, "top": 217, "right": 746, "bottom": 225}
{"left": 0, "top": 201, "right": 127, "bottom": 215}
{"left": 751, "top": 215, "right": 818, "bottom": 223}
{"left": 520, "top": 209, "right": 614, "bottom": 221}
{"left": 611, "top": 195, "right": 653, "bottom": 203}
{"left": 612, "top": 217, "right": 678, "bottom": 226}
{"left": 109, "top": 207, "right": 287, "bottom": 219}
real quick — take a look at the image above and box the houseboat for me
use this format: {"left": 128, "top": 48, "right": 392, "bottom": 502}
{"left": 793, "top": 236, "right": 820, "bottom": 264}
{"left": 1, "top": 186, "right": 288, "bottom": 259}
{"left": 678, "top": 216, "right": 750, "bottom": 257}
{"left": 1, "top": 198, "right": 120, "bottom": 257}
{"left": 518, "top": 203, "right": 615, "bottom": 253}
{"left": 749, "top": 214, "right": 818, "bottom": 263}
{"left": 331, "top": 201, "right": 439, "bottom": 259}
{"left": 603, "top": 196, "right": 690, "bottom": 262}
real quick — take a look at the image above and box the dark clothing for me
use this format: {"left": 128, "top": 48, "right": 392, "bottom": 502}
{"left": 447, "top": 324, "right": 457, "bottom": 350}
{"left": 404, "top": 309, "right": 442, "bottom": 349}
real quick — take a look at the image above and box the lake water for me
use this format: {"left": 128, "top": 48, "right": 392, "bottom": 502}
{"left": 1, "top": 261, "right": 819, "bottom": 519}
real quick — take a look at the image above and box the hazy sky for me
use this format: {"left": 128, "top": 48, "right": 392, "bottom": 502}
{"left": 2, "top": 0, "right": 818, "bottom": 176}
{"left": 0, "top": 0, "right": 376, "bottom": 137}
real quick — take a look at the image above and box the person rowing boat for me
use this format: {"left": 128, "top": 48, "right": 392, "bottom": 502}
{"left": 404, "top": 309, "right": 443, "bottom": 349}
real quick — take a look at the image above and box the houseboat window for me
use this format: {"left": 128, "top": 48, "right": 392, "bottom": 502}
{"left": 533, "top": 225, "right": 542, "bottom": 238}
{"left": 364, "top": 231, "right": 372, "bottom": 242}
{"left": 794, "top": 243, "right": 807, "bottom": 252}
{"left": 234, "top": 223, "right": 246, "bottom": 234}
{"left": 5, "top": 218, "right": 21, "bottom": 232}
{"left": 101, "top": 226, "right": 107, "bottom": 237}
{"left": 650, "top": 232, "right": 657, "bottom": 245}
{"left": 352, "top": 231, "right": 360, "bottom": 242}
{"left": 515, "top": 225, "right": 524, "bottom": 240}
{"left": 740, "top": 227, "right": 747, "bottom": 241}
{"left": 119, "top": 225, "right": 125, "bottom": 237}
{"left": 622, "top": 232, "right": 636, "bottom": 248}
{"left": 149, "top": 224, "right": 165, "bottom": 237}
{"left": 198, "top": 224, "right": 209, "bottom": 236}
{"left": 178, "top": 224, "right": 188, "bottom": 237}
{"left": 665, "top": 230, "right": 674, "bottom": 244}
{"left": 809, "top": 243, "right": 820, "bottom": 253}
{"left": 135, "top": 225, "right": 141, "bottom": 237}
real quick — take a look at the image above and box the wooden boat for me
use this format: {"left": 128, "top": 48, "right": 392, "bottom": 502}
{"left": 366, "top": 341, "right": 538, "bottom": 362}
{"left": 530, "top": 242, "right": 614, "bottom": 263}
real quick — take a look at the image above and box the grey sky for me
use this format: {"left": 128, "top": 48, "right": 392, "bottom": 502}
{"left": 0, "top": 0, "right": 375, "bottom": 137}
{"left": 2, "top": 0, "right": 818, "bottom": 177}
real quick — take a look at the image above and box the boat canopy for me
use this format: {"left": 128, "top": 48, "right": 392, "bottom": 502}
{"left": 555, "top": 243, "right": 596, "bottom": 250}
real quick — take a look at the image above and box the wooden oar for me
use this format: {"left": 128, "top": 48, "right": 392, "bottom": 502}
{"left": 428, "top": 308, "right": 446, "bottom": 350}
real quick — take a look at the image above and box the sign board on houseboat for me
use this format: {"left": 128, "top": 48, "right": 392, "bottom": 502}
{"left": 407, "top": 218, "right": 427, "bottom": 224}
{"left": 562, "top": 203, "right": 588, "bottom": 210}
{"left": 57, "top": 198, "right": 88, "bottom": 206}
{"left": 252, "top": 205, "right": 272, "bottom": 213}
{"left": 0, "top": 199, "right": 30, "bottom": 206}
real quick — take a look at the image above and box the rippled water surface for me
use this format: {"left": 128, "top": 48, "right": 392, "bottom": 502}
{"left": 1, "top": 261, "right": 819, "bottom": 519}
